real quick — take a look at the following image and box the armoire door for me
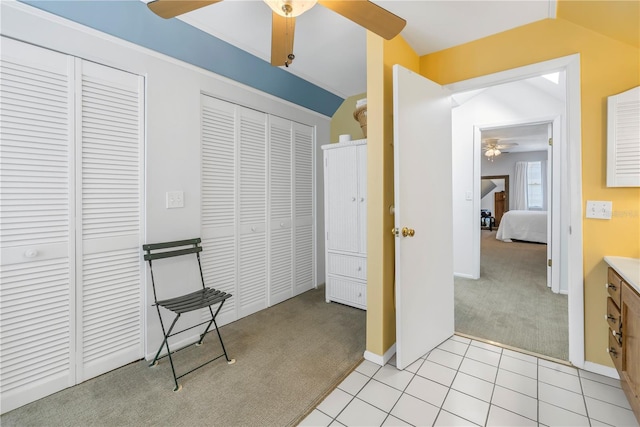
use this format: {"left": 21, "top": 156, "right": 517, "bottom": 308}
{"left": 325, "top": 146, "right": 359, "bottom": 253}
{"left": 0, "top": 37, "right": 144, "bottom": 413}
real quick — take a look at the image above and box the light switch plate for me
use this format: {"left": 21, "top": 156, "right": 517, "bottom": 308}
{"left": 586, "top": 200, "right": 612, "bottom": 219}
{"left": 166, "top": 191, "right": 184, "bottom": 209}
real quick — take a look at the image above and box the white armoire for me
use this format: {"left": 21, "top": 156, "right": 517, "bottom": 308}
{"left": 322, "top": 139, "right": 367, "bottom": 309}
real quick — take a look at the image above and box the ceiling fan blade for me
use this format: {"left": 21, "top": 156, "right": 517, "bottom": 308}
{"left": 318, "top": 0, "right": 406, "bottom": 40}
{"left": 271, "top": 12, "right": 296, "bottom": 67}
{"left": 147, "top": 0, "right": 223, "bottom": 19}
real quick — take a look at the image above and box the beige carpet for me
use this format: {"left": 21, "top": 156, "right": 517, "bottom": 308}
{"left": 1, "top": 285, "right": 365, "bottom": 427}
{"left": 454, "top": 230, "right": 568, "bottom": 360}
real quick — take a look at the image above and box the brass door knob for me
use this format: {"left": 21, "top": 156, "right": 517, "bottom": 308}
{"left": 401, "top": 227, "right": 415, "bottom": 237}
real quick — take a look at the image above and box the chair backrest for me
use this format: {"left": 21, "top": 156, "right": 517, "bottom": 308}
{"left": 143, "top": 238, "right": 205, "bottom": 304}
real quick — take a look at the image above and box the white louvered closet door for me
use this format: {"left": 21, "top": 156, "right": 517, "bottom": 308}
{"left": 200, "top": 96, "right": 237, "bottom": 326}
{"left": 0, "top": 37, "right": 75, "bottom": 413}
{"left": 268, "top": 116, "right": 293, "bottom": 305}
{"left": 293, "top": 123, "right": 315, "bottom": 295}
{"left": 76, "top": 60, "right": 144, "bottom": 382}
{"left": 238, "top": 106, "right": 268, "bottom": 318}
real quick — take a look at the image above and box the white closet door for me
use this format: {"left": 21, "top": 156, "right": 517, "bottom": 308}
{"left": 293, "top": 122, "right": 314, "bottom": 295}
{"left": 76, "top": 60, "right": 144, "bottom": 382}
{"left": 269, "top": 116, "right": 293, "bottom": 305}
{"left": 238, "top": 106, "right": 267, "bottom": 318}
{"left": 200, "top": 95, "right": 237, "bottom": 326}
{"left": 325, "top": 146, "right": 358, "bottom": 253}
{"left": 0, "top": 38, "right": 75, "bottom": 413}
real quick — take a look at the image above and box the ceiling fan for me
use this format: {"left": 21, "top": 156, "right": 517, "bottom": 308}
{"left": 146, "top": 0, "right": 406, "bottom": 67}
{"left": 482, "top": 138, "right": 518, "bottom": 161}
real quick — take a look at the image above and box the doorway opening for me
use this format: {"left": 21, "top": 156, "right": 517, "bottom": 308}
{"left": 446, "top": 55, "right": 583, "bottom": 366}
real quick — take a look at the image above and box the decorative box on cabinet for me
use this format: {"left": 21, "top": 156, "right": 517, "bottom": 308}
{"left": 322, "top": 139, "right": 367, "bottom": 309}
{"left": 604, "top": 257, "right": 640, "bottom": 423}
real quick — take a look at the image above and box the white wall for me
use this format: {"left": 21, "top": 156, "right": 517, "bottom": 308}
{"left": 1, "top": 2, "right": 330, "bottom": 357}
{"left": 452, "top": 79, "right": 564, "bottom": 278}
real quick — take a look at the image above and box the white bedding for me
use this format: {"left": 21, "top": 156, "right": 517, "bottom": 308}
{"left": 496, "top": 210, "right": 547, "bottom": 244}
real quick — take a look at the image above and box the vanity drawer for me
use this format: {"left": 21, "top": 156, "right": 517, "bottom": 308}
{"left": 607, "top": 267, "right": 623, "bottom": 307}
{"left": 328, "top": 253, "right": 366, "bottom": 280}
{"left": 608, "top": 330, "right": 623, "bottom": 372}
{"left": 606, "top": 297, "right": 622, "bottom": 335}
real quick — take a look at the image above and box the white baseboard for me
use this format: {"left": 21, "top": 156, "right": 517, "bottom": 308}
{"left": 364, "top": 343, "right": 396, "bottom": 367}
{"left": 454, "top": 272, "right": 475, "bottom": 279}
{"left": 582, "top": 361, "right": 620, "bottom": 379}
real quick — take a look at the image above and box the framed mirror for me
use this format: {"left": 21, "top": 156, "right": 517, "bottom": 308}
{"left": 481, "top": 175, "right": 509, "bottom": 227}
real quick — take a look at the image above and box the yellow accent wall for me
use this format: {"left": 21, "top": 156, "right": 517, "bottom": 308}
{"left": 418, "top": 17, "right": 637, "bottom": 369}
{"left": 365, "top": 33, "right": 419, "bottom": 357}
{"left": 330, "top": 92, "right": 367, "bottom": 143}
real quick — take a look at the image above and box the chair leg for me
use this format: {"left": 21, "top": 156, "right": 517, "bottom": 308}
{"left": 150, "top": 311, "right": 183, "bottom": 392}
{"left": 209, "top": 301, "right": 235, "bottom": 364}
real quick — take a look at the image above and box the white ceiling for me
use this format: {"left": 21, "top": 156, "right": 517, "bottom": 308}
{"left": 167, "top": 0, "right": 557, "bottom": 98}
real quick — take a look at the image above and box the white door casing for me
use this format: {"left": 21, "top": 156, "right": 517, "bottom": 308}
{"left": 393, "top": 65, "right": 455, "bottom": 370}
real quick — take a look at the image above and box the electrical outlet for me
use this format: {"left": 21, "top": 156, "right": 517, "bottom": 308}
{"left": 166, "top": 191, "right": 184, "bottom": 209}
{"left": 586, "top": 200, "right": 612, "bottom": 219}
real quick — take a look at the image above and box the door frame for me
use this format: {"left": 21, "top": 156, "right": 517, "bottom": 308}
{"left": 472, "top": 115, "right": 561, "bottom": 295}
{"left": 446, "top": 54, "right": 584, "bottom": 368}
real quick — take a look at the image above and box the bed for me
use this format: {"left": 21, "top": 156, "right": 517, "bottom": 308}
{"left": 496, "top": 210, "right": 547, "bottom": 244}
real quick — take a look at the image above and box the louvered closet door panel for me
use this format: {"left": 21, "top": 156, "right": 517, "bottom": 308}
{"left": 200, "top": 95, "right": 237, "bottom": 325}
{"left": 238, "top": 107, "right": 267, "bottom": 317}
{"left": 77, "top": 60, "right": 143, "bottom": 382}
{"left": 293, "top": 123, "right": 314, "bottom": 294}
{"left": 0, "top": 38, "right": 75, "bottom": 414}
{"left": 269, "top": 116, "right": 293, "bottom": 305}
{"left": 325, "top": 146, "right": 358, "bottom": 252}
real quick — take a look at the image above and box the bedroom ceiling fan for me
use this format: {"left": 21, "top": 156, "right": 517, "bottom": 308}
{"left": 482, "top": 138, "right": 518, "bottom": 161}
{"left": 146, "top": 0, "right": 406, "bottom": 67}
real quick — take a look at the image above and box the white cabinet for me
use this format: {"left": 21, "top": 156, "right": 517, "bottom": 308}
{"left": 322, "top": 139, "right": 367, "bottom": 309}
{"left": 200, "top": 95, "right": 315, "bottom": 325}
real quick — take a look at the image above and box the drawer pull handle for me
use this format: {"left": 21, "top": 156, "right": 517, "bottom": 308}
{"left": 605, "top": 314, "right": 617, "bottom": 323}
{"left": 357, "top": 266, "right": 362, "bottom": 272}
{"left": 605, "top": 283, "right": 617, "bottom": 291}
{"left": 352, "top": 197, "right": 356, "bottom": 202}
{"left": 606, "top": 347, "right": 618, "bottom": 357}
{"left": 24, "top": 249, "right": 38, "bottom": 258}
{"left": 358, "top": 292, "right": 362, "bottom": 297}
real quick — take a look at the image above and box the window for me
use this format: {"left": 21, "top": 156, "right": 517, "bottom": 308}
{"left": 527, "top": 161, "right": 544, "bottom": 210}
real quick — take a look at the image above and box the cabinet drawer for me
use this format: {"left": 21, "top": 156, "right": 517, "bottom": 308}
{"left": 327, "top": 277, "right": 366, "bottom": 309}
{"left": 608, "top": 329, "right": 623, "bottom": 372}
{"left": 328, "top": 253, "right": 366, "bottom": 280}
{"left": 607, "top": 267, "right": 623, "bottom": 307}
{"left": 606, "top": 297, "right": 621, "bottom": 335}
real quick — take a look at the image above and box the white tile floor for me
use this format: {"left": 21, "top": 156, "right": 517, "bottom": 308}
{"left": 300, "top": 335, "right": 640, "bottom": 427}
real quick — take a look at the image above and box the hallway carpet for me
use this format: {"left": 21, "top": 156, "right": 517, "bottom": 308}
{"left": 1, "top": 286, "right": 366, "bottom": 427}
{"left": 454, "top": 230, "right": 568, "bottom": 360}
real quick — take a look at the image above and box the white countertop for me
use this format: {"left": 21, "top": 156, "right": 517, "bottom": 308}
{"left": 604, "top": 256, "right": 640, "bottom": 295}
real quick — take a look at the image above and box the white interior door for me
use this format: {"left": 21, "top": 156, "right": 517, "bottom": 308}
{"left": 393, "top": 65, "right": 454, "bottom": 370}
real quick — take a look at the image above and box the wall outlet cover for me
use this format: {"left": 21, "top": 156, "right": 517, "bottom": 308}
{"left": 166, "top": 191, "right": 184, "bottom": 209}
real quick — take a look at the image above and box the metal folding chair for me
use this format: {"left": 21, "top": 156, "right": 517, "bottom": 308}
{"left": 143, "top": 238, "right": 235, "bottom": 391}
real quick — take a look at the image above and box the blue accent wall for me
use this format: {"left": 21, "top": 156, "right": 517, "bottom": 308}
{"left": 21, "top": 0, "right": 343, "bottom": 117}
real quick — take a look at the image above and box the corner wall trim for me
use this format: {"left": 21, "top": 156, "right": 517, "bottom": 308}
{"left": 364, "top": 343, "right": 396, "bottom": 367}
{"left": 582, "top": 361, "right": 620, "bottom": 380}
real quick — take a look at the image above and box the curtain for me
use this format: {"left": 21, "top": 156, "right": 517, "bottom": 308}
{"left": 513, "top": 161, "right": 528, "bottom": 210}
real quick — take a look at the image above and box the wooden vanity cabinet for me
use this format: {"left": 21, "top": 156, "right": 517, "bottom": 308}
{"left": 606, "top": 266, "right": 640, "bottom": 422}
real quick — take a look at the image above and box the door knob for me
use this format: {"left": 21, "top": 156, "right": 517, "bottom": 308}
{"left": 392, "top": 227, "right": 415, "bottom": 237}
{"left": 401, "top": 227, "right": 415, "bottom": 237}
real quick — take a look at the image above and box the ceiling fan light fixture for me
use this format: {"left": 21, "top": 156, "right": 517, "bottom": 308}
{"left": 265, "top": 0, "right": 317, "bottom": 17}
